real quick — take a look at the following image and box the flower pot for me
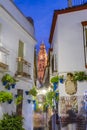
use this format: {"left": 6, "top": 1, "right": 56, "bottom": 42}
{"left": 33, "top": 100, "right": 35, "bottom": 104}
{"left": 11, "top": 84, "right": 16, "bottom": 89}
{"left": 7, "top": 87, "right": 11, "bottom": 90}
{"left": 53, "top": 82, "right": 58, "bottom": 91}
{"left": 14, "top": 94, "right": 18, "bottom": 98}
{"left": 60, "top": 79, "right": 64, "bottom": 83}
{"left": 33, "top": 100, "right": 36, "bottom": 111}
{"left": 8, "top": 100, "right": 13, "bottom": 104}
{"left": 27, "top": 99, "right": 31, "bottom": 103}
{"left": 2, "top": 81, "right": 8, "bottom": 86}
{"left": 25, "top": 91, "right": 29, "bottom": 95}
{"left": 56, "top": 92, "right": 59, "bottom": 96}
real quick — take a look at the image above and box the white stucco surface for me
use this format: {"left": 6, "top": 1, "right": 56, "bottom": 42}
{"left": 52, "top": 9, "right": 87, "bottom": 73}
{"left": 51, "top": 7, "right": 87, "bottom": 114}
{"left": 0, "top": 1, "right": 36, "bottom": 130}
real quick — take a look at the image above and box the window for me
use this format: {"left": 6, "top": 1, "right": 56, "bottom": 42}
{"left": 52, "top": 54, "right": 57, "bottom": 73}
{"left": 18, "top": 41, "right": 24, "bottom": 72}
{"left": 82, "top": 21, "right": 87, "bottom": 68}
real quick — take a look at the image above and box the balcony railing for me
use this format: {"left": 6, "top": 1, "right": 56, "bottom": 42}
{"left": 59, "top": 0, "right": 87, "bottom": 10}
{"left": 15, "top": 57, "right": 31, "bottom": 79}
{"left": 0, "top": 46, "right": 9, "bottom": 72}
{"left": 72, "top": 0, "right": 87, "bottom": 6}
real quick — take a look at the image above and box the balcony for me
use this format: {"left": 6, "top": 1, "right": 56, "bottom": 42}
{"left": 0, "top": 46, "right": 9, "bottom": 72}
{"left": 15, "top": 57, "right": 31, "bottom": 80}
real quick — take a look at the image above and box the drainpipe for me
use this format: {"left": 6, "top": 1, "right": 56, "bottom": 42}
{"left": 68, "top": 0, "right": 72, "bottom": 7}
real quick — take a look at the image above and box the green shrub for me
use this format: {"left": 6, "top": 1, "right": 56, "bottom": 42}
{"left": 0, "top": 113, "right": 25, "bottom": 130}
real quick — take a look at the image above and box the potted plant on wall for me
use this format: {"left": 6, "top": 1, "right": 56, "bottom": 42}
{"left": 59, "top": 75, "right": 64, "bottom": 84}
{"left": 15, "top": 95, "right": 23, "bottom": 105}
{"left": 1, "top": 74, "right": 17, "bottom": 89}
{"left": 50, "top": 76, "right": 59, "bottom": 91}
{"left": 0, "top": 91, "right": 13, "bottom": 103}
{"left": 46, "top": 90, "right": 55, "bottom": 107}
{"left": 29, "top": 87, "right": 37, "bottom": 97}
{"left": 73, "top": 71, "right": 87, "bottom": 81}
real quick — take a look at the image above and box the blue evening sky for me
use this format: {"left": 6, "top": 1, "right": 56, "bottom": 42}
{"left": 14, "top": 0, "right": 67, "bottom": 53}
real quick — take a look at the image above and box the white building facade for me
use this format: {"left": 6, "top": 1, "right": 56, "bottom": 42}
{"left": 0, "top": 0, "right": 36, "bottom": 130}
{"left": 49, "top": 4, "right": 87, "bottom": 117}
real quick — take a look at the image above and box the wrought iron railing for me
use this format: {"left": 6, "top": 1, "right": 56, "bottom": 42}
{"left": 72, "top": 0, "right": 87, "bottom": 6}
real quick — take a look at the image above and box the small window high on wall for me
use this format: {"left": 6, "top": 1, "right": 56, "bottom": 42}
{"left": 82, "top": 21, "right": 87, "bottom": 68}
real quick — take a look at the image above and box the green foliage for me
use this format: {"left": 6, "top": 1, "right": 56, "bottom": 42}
{"left": 0, "top": 91, "right": 13, "bottom": 103}
{"left": 59, "top": 75, "right": 64, "bottom": 80}
{"left": 29, "top": 87, "right": 37, "bottom": 97}
{"left": 2, "top": 74, "right": 16, "bottom": 83}
{"left": 34, "top": 100, "right": 39, "bottom": 112}
{"left": 42, "top": 90, "right": 59, "bottom": 110}
{"left": 1, "top": 74, "right": 17, "bottom": 89}
{"left": 73, "top": 71, "right": 87, "bottom": 81}
{"left": 0, "top": 113, "right": 25, "bottom": 130}
{"left": 1, "top": 74, "right": 11, "bottom": 82}
{"left": 43, "top": 102, "right": 49, "bottom": 112}
{"left": 45, "top": 90, "right": 57, "bottom": 107}
{"left": 50, "top": 76, "right": 59, "bottom": 83}
{"left": 15, "top": 95, "right": 23, "bottom": 105}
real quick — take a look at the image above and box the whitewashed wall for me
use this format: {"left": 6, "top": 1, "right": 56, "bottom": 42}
{"left": 0, "top": 1, "right": 36, "bottom": 130}
{"left": 51, "top": 8, "right": 87, "bottom": 114}
{"left": 52, "top": 9, "right": 87, "bottom": 73}
{"left": 0, "top": 0, "right": 35, "bottom": 37}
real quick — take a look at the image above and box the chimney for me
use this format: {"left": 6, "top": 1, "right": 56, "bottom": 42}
{"left": 68, "top": 0, "right": 72, "bottom": 7}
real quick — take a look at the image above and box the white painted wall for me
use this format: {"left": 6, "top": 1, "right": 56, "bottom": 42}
{"left": 0, "top": 0, "right": 35, "bottom": 37}
{"left": 52, "top": 9, "right": 87, "bottom": 73}
{"left": 51, "top": 8, "right": 87, "bottom": 114}
{"left": 0, "top": 1, "right": 36, "bottom": 130}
